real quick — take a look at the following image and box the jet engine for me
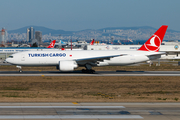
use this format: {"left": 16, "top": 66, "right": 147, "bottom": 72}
{"left": 58, "top": 60, "right": 78, "bottom": 71}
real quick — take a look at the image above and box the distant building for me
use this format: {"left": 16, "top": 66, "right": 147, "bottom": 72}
{"left": 27, "top": 27, "right": 34, "bottom": 43}
{"left": 30, "top": 27, "right": 34, "bottom": 42}
{"left": 35, "top": 31, "right": 42, "bottom": 44}
{"left": 26, "top": 28, "right": 30, "bottom": 42}
{"left": 0, "top": 28, "right": 7, "bottom": 44}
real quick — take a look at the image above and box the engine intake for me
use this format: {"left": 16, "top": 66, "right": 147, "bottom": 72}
{"left": 58, "top": 60, "right": 78, "bottom": 71}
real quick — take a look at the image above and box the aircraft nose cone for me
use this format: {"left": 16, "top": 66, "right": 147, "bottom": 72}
{"left": 5, "top": 58, "right": 12, "bottom": 63}
{"left": 5, "top": 58, "right": 9, "bottom": 63}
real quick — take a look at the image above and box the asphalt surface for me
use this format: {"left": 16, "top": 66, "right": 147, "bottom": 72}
{"left": 0, "top": 102, "right": 179, "bottom": 120}
{"left": 1, "top": 70, "right": 180, "bottom": 76}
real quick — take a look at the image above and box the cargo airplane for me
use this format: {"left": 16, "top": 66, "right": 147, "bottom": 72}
{"left": 6, "top": 25, "right": 168, "bottom": 73}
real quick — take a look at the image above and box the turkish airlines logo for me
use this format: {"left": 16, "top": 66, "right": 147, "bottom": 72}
{"left": 50, "top": 43, "right": 55, "bottom": 48}
{"left": 144, "top": 35, "right": 161, "bottom": 52}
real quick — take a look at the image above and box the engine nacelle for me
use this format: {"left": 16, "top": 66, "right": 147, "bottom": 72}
{"left": 58, "top": 60, "right": 78, "bottom": 71}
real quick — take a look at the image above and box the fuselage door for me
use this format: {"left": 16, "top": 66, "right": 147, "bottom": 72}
{"left": 21, "top": 54, "right": 25, "bottom": 61}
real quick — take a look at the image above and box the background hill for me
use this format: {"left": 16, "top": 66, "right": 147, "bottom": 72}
{"left": 8, "top": 26, "right": 73, "bottom": 35}
{"left": 7, "top": 26, "right": 180, "bottom": 41}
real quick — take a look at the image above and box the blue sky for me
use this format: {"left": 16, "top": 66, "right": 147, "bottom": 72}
{"left": 0, "top": 0, "right": 180, "bottom": 31}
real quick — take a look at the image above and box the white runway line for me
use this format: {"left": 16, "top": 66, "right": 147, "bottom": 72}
{"left": 0, "top": 115, "right": 143, "bottom": 119}
{"left": 0, "top": 106, "right": 125, "bottom": 108}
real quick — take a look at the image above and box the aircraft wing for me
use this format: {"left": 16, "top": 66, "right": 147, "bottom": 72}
{"left": 146, "top": 52, "right": 166, "bottom": 56}
{"left": 75, "top": 54, "right": 126, "bottom": 64}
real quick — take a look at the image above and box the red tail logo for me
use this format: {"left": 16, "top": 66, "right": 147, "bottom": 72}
{"left": 138, "top": 25, "right": 168, "bottom": 52}
{"left": 47, "top": 40, "right": 56, "bottom": 48}
{"left": 90, "top": 39, "right": 95, "bottom": 45}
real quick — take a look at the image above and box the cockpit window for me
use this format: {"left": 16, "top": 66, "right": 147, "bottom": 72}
{"left": 9, "top": 56, "right": 13, "bottom": 58}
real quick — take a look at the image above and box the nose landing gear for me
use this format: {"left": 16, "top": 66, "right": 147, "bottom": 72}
{"left": 16, "top": 66, "right": 22, "bottom": 73}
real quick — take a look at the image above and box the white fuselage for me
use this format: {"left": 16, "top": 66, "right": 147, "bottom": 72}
{"left": 6, "top": 50, "right": 163, "bottom": 67}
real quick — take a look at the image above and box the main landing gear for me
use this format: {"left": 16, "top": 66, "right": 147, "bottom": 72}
{"left": 16, "top": 66, "right": 22, "bottom": 73}
{"left": 82, "top": 64, "right": 95, "bottom": 73}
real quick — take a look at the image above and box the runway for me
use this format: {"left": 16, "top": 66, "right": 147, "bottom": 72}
{"left": 0, "top": 102, "right": 179, "bottom": 120}
{"left": 1, "top": 70, "right": 180, "bottom": 76}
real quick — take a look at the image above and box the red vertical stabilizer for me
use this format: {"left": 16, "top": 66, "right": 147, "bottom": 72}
{"left": 138, "top": 25, "right": 168, "bottom": 52}
{"left": 47, "top": 40, "right": 56, "bottom": 48}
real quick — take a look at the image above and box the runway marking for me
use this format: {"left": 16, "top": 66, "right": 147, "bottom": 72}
{"left": 0, "top": 106, "right": 125, "bottom": 108}
{"left": 0, "top": 115, "right": 143, "bottom": 119}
